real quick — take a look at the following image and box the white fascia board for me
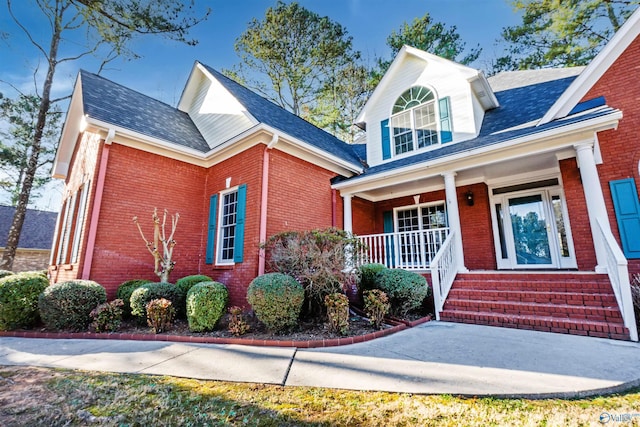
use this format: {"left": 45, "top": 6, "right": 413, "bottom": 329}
{"left": 333, "top": 110, "right": 622, "bottom": 193}
{"left": 52, "top": 76, "right": 84, "bottom": 179}
{"left": 258, "top": 124, "right": 363, "bottom": 174}
{"left": 469, "top": 72, "right": 499, "bottom": 109}
{"left": 176, "top": 61, "right": 201, "bottom": 112}
{"left": 539, "top": 8, "right": 640, "bottom": 125}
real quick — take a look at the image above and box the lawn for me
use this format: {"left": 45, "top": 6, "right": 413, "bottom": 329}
{"left": 1, "top": 366, "right": 638, "bottom": 426}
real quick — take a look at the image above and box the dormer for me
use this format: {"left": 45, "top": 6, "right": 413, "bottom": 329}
{"left": 357, "top": 46, "right": 498, "bottom": 167}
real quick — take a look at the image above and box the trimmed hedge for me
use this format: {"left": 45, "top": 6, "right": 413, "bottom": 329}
{"left": 38, "top": 280, "right": 107, "bottom": 331}
{"left": 186, "top": 281, "right": 228, "bottom": 332}
{"left": 247, "top": 273, "right": 304, "bottom": 333}
{"left": 116, "top": 279, "right": 153, "bottom": 317}
{"left": 0, "top": 272, "right": 49, "bottom": 330}
{"left": 358, "top": 263, "right": 387, "bottom": 291}
{"left": 176, "top": 275, "right": 213, "bottom": 298}
{"left": 130, "top": 282, "right": 184, "bottom": 320}
{"left": 375, "top": 269, "right": 430, "bottom": 316}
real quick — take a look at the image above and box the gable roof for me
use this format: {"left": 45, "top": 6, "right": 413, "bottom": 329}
{"left": 199, "top": 64, "right": 362, "bottom": 167}
{"left": 0, "top": 205, "right": 57, "bottom": 250}
{"left": 540, "top": 7, "right": 640, "bottom": 124}
{"left": 80, "top": 70, "right": 210, "bottom": 152}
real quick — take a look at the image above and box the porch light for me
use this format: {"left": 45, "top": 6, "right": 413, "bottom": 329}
{"left": 465, "top": 190, "right": 474, "bottom": 206}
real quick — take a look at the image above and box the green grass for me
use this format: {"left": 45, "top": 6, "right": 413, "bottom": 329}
{"left": 1, "top": 366, "right": 639, "bottom": 426}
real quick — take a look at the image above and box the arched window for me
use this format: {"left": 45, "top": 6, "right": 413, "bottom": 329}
{"left": 390, "top": 86, "right": 444, "bottom": 155}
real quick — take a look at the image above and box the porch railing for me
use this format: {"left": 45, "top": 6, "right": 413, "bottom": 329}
{"left": 429, "top": 230, "right": 458, "bottom": 321}
{"left": 355, "top": 227, "right": 449, "bottom": 270}
{"left": 596, "top": 218, "right": 638, "bottom": 341}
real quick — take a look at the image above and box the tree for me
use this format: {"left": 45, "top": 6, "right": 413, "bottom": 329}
{"left": 373, "top": 13, "right": 482, "bottom": 85}
{"left": 228, "top": 1, "right": 356, "bottom": 119}
{"left": 0, "top": 93, "right": 62, "bottom": 206}
{"left": 133, "top": 208, "right": 179, "bottom": 283}
{"left": 0, "top": 0, "right": 209, "bottom": 271}
{"left": 494, "top": 0, "right": 639, "bottom": 72}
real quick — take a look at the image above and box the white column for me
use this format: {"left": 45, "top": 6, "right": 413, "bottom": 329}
{"left": 342, "top": 193, "right": 353, "bottom": 233}
{"left": 575, "top": 143, "right": 610, "bottom": 272}
{"left": 442, "top": 172, "right": 467, "bottom": 272}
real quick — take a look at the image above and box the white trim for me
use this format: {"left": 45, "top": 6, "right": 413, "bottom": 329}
{"left": 539, "top": 8, "right": 640, "bottom": 125}
{"left": 333, "top": 110, "right": 622, "bottom": 194}
{"left": 215, "top": 185, "right": 240, "bottom": 266}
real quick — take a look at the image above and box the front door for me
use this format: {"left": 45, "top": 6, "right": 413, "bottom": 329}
{"left": 491, "top": 188, "right": 577, "bottom": 269}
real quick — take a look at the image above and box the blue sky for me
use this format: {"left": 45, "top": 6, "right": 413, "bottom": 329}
{"left": 0, "top": 1, "right": 521, "bottom": 210}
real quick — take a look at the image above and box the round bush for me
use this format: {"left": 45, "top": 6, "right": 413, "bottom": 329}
{"left": 0, "top": 270, "right": 15, "bottom": 279}
{"left": 375, "top": 269, "right": 431, "bottom": 316}
{"left": 116, "top": 279, "right": 153, "bottom": 317}
{"left": 38, "top": 280, "right": 107, "bottom": 331}
{"left": 358, "top": 263, "right": 387, "bottom": 291}
{"left": 176, "top": 275, "right": 213, "bottom": 298}
{"left": 186, "top": 281, "right": 228, "bottom": 332}
{"left": 247, "top": 273, "right": 304, "bottom": 333}
{"left": 0, "top": 272, "right": 49, "bottom": 330}
{"left": 130, "top": 282, "right": 184, "bottom": 320}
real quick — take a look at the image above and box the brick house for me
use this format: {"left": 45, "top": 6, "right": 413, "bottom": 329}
{"left": 0, "top": 205, "right": 57, "bottom": 272}
{"left": 51, "top": 9, "right": 640, "bottom": 340}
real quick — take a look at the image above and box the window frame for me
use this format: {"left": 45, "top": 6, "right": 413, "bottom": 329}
{"left": 216, "top": 186, "right": 240, "bottom": 265}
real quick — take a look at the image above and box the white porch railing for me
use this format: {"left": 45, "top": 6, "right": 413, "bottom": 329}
{"left": 355, "top": 227, "right": 449, "bottom": 270}
{"left": 429, "top": 231, "right": 458, "bottom": 321}
{"left": 596, "top": 218, "right": 638, "bottom": 341}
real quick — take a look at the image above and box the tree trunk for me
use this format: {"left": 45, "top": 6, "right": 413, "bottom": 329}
{"left": 0, "top": 10, "right": 61, "bottom": 271}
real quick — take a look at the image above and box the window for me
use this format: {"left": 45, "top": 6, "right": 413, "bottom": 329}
{"left": 53, "top": 182, "right": 90, "bottom": 265}
{"left": 394, "top": 202, "right": 448, "bottom": 265}
{"left": 381, "top": 87, "right": 452, "bottom": 160}
{"left": 205, "top": 184, "right": 247, "bottom": 265}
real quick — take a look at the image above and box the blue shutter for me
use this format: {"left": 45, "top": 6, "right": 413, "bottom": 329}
{"left": 610, "top": 178, "right": 640, "bottom": 258}
{"left": 233, "top": 184, "right": 247, "bottom": 263}
{"left": 439, "top": 96, "right": 452, "bottom": 143}
{"left": 205, "top": 194, "right": 218, "bottom": 264}
{"left": 381, "top": 119, "right": 391, "bottom": 160}
{"left": 383, "top": 211, "right": 395, "bottom": 267}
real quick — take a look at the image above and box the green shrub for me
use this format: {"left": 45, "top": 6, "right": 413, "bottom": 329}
{"left": 176, "top": 275, "right": 213, "bottom": 298}
{"left": 116, "top": 279, "right": 153, "bottom": 317}
{"left": 364, "top": 289, "right": 390, "bottom": 329}
{"left": 130, "top": 282, "right": 183, "bottom": 320}
{"left": 358, "top": 263, "right": 387, "bottom": 291}
{"left": 247, "top": 273, "right": 304, "bottom": 333}
{"left": 375, "top": 269, "right": 430, "bottom": 316}
{"left": 325, "top": 293, "right": 349, "bottom": 336}
{"left": 228, "top": 306, "right": 250, "bottom": 336}
{"left": 186, "top": 281, "right": 228, "bottom": 332}
{"left": 0, "top": 272, "right": 49, "bottom": 330}
{"left": 0, "top": 270, "right": 15, "bottom": 279}
{"left": 146, "top": 298, "right": 175, "bottom": 333}
{"left": 89, "top": 299, "right": 124, "bottom": 333}
{"left": 38, "top": 280, "right": 107, "bottom": 331}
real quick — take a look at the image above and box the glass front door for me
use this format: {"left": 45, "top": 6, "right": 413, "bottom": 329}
{"left": 492, "top": 188, "right": 576, "bottom": 269}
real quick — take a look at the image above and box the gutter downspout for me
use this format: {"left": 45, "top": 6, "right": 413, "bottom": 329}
{"left": 258, "top": 133, "right": 279, "bottom": 276}
{"left": 81, "top": 128, "right": 114, "bottom": 279}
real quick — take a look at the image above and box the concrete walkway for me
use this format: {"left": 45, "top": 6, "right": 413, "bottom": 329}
{"left": 1, "top": 322, "right": 639, "bottom": 398}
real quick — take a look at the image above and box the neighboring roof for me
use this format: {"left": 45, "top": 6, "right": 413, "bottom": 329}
{"left": 0, "top": 205, "right": 57, "bottom": 250}
{"left": 540, "top": 7, "right": 640, "bottom": 124}
{"left": 487, "top": 67, "right": 584, "bottom": 92}
{"left": 80, "top": 70, "right": 210, "bottom": 152}
{"left": 200, "top": 65, "right": 363, "bottom": 167}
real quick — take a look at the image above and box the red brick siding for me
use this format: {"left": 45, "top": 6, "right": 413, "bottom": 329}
{"left": 88, "top": 143, "right": 207, "bottom": 298}
{"left": 560, "top": 158, "right": 597, "bottom": 270}
{"left": 583, "top": 35, "right": 640, "bottom": 274}
{"left": 352, "top": 196, "right": 375, "bottom": 235}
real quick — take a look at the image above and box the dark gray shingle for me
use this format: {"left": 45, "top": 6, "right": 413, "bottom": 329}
{"left": 0, "top": 205, "right": 57, "bottom": 249}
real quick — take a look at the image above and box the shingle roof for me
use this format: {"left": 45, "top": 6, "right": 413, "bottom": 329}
{"left": 336, "top": 68, "right": 614, "bottom": 183}
{"left": 0, "top": 205, "right": 57, "bottom": 249}
{"left": 201, "top": 65, "right": 363, "bottom": 167}
{"left": 80, "top": 70, "right": 210, "bottom": 152}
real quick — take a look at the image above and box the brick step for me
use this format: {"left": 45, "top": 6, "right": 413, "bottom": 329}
{"left": 447, "top": 289, "right": 618, "bottom": 306}
{"left": 439, "top": 310, "right": 630, "bottom": 340}
{"left": 451, "top": 280, "right": 612, "bottom": 293}
{"left": 443, "top": 298, "right": 622, "bottom": 321}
